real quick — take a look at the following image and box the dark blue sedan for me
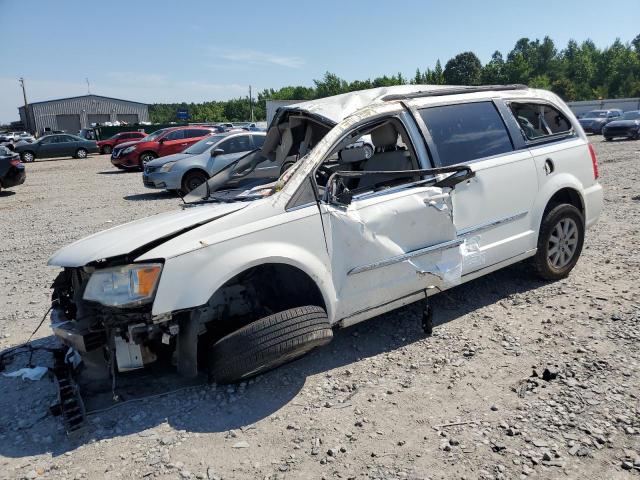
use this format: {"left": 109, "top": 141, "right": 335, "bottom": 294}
{"left": 14, "top": 134, "right": 99, "bottom": 162}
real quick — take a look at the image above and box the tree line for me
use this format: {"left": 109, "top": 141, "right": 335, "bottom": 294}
{"left": 149, "top": 34, "right": 640, "bottom": 123}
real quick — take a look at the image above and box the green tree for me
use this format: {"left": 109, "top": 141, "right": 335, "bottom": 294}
{"left": 443, "top": 52, "right": 482, "bottom": 85}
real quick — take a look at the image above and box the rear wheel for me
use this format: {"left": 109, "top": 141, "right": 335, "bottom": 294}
{"left": 21, "top": 151, "right": 35, "bottom": 162}
{"left": 75, "top": 148, "right": 88, "bottom": 159}
{"left": 534, "top": 204, "right": 584, "bottom": 280}
{"left": 180, "top": 170, "right": 209, "bottom": 195}
{"left": 208, "top": 306, "right": 333, "bottom": 384}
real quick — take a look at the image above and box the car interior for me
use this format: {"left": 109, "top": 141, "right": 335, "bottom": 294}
{"left": 511, "top": 102, "right": 572, "bottom": 139}
{"left": 313, "top": 119, "right": 420, "bottom": 198}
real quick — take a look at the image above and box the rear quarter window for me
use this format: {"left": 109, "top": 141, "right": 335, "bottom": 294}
{"left": 418, "top": 101, "right": 513, "bottom": 166}
{"left": 509, "top": 102, "right": 573, "bottom": 140}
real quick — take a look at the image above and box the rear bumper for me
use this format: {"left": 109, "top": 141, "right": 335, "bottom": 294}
{"left": 583, "top": 182, "right": 603, "bottom": 229}
{"left": 0, "top": 164, "right": 26, "bottom": 188}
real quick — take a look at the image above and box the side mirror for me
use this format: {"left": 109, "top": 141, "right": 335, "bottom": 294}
{"left": 211, "top": 148, "right": 224, "bottom": 157}
{"left": 158, "top": 138, "right": 166, "bottom": 143}
{"left": 326, "top": 174, "right": 353, "bottom": 206}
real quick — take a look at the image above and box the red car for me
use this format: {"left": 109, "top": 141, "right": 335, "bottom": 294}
{"left": 97, "top": 131, "right": 146, "bottom": 154}
{"left": 110, "top": 126, "right": 215, "bottom": 169}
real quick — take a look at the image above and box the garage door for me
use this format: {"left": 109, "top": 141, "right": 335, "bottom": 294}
{"left": 87, "top": 114, "right": 110, "bottom": 125}
{"left": 117, "top": 114, "right": 139, "bottom": 124}
{"left": 56, "top": 114, "right": 81, "bottom": 134}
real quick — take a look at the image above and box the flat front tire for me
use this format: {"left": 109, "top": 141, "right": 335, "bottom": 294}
{"left": 534, "top": 204, "right": 585, "bottom": 280}
{"left": 208, "top": 306, "right": 333, "bottom": 384}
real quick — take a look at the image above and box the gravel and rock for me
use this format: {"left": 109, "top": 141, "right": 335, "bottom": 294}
{"left": 0, "top": 139, "right": 638, "bottom": 479}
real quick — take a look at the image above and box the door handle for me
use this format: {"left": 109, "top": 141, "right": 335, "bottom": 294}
{"left": 543, "top": 158, "right": 554, "bottom": 175}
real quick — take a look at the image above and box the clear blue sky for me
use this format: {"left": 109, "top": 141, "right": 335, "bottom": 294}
{"left": 1, "top": 0, "right": 638, "bottom": 122}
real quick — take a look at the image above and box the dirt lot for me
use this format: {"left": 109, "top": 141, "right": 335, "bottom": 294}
{"left": 0, "top": 140, "right": 639, "bottom": 480}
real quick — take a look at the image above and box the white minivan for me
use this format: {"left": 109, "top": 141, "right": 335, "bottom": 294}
{"left": 49, "top": 84, "right": 603, "bottom": 384}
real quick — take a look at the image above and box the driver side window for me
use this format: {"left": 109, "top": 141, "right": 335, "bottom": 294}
{"left": 315, "top": 118, "right": 420, "bottom": 198}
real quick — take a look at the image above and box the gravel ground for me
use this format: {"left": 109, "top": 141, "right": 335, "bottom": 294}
{"left": 0, "top": 140, "right": 638, "bottom": 480}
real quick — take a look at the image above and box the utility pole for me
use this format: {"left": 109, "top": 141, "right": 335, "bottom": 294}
{"left": 86, "top": 77, "right": 91, "bottom": 94}
{"left": 249, "top": 85, "right": 254, "bottom": 123}
{"left": 19, "top": 77, "right": 30, "bottom": 132}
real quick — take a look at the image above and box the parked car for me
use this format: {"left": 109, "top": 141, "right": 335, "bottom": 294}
{"left": 110, "top": 126, "right": 215, "bottom": 170}
{"left": 0, "top": 146, "right": 26, "bottom": 193}
{"left": 48, "top": 84, "right": 602, "bottom": 385}
{"left": 97, "top": 131, "right": 146, "bottom": 154}
{"left": 143, "top": 131, "right": 269, "bottom": 194}
{"left": 601, "top": 110, "right": 640, "bottom": 140}
{"left": 578, "top": 109, "right": 623, "bottom": 134}
{"left": 14, "top": 134, "right": 98, "bottom": 162}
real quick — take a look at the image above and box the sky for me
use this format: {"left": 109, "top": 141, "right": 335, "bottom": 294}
{"left": 1, "top": 0, "right": 638, "bottom": 123}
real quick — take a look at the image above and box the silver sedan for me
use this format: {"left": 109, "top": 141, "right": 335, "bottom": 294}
{"left": 142, "top": 131, "right": 278, "bottom": 194}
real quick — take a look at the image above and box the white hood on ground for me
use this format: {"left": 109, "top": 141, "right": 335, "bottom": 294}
{"left": 48, "top": 203, "right": 248, "bottom": 267}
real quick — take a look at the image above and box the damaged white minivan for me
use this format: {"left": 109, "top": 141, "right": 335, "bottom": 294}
{"left": 49, "top": 84, "right": 603, "bottom": 385}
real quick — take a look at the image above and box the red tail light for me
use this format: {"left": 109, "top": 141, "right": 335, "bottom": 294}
{"left": 588, "top": 144, "right": 599, "bottom": 179}
{"left": 9, "top": 158, "right": 21, "bottom": 167}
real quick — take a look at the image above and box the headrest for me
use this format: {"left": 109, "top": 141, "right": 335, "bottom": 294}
{"left": 371, "top": 123, "right": 398, "bottom": 148}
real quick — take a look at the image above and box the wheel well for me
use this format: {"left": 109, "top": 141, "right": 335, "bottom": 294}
{"left": 196, "top": 263, "right": 327, "bottom": 362}
{"left": 543, "top": 188, "right": 584, "bottom": 218}
{"left": 225, "top": 263, "right": 325, "bottom": 313}
{"left": 138, "top": 150, "right": 157, "bottom": 159}
{"left": 183, "top": 168, "right": 209, "bottom": 181}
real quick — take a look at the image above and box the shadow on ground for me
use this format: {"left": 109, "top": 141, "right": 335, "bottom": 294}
{"left": 97, "top": 170, "right": 130, "bottom": 175}
{"left": 123, "top": 191, "right": 177, "bottom": 201}
{"left": 0, "top": 262, "right": 545, "bottom": 458}
{"left": 0, "top": 190, "right": 16, "bottom": 197}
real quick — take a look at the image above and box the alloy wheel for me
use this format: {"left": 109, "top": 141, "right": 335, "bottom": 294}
{"left": 547, "top": 218, "right": 578, "bottom": 269}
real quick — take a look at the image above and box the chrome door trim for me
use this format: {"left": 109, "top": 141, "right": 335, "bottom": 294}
{"left": 347, "top": 211, "right": 527, "bottom": 276}
{"left": 457, "top": 211, "right": 528, "bottom": 236}
{"left": 347, "top": 238, "right": 464, "bottom": 276}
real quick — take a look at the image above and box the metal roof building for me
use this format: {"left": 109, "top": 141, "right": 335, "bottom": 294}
{"left": 18, "top": 94, "right": 149, "bottom": 134}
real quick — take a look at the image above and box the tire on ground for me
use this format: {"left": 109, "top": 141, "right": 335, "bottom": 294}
{"left": 208, "top": 305, "right": 333, "bottom": 384}
{"left": 533, "top": 203, "right": 585, "bottom": 281}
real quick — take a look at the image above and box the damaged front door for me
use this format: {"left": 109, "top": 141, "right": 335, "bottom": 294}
{"left": 323, "top": 184, "right": 461, "bottom": 322}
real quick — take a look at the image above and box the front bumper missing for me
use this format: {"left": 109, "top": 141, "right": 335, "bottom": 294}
{"left": 51, "top": 317, "right": 105, "bottom": 353}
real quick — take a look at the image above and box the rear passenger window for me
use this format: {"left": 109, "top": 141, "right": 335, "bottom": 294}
{"left": 185, "top": 129, "right": 209, "bottom": 139}
{"left": 419, "top": 102, "right": 513, "bottom": 166}
{"left": 509, "top": 103, "right": 573, "bottom": 140}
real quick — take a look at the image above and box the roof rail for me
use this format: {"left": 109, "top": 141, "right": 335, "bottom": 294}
{"left": 382, "top": 84, "right": 529, "bottom": 101}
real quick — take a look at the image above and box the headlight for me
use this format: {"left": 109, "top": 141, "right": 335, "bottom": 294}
{"left": 159, "top": 161, "right": 176, "bottom": 172}
{"left": 83, "top": 263, "right": 162, "bottom": 307}
{"left": 122, "top": 146, "right": 137, "bottom": 154}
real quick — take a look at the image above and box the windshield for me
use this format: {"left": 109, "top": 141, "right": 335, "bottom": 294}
{"left": 183, "top": 134, "right": 226, "bottom": 154}
{"left": 621, "top": 111, "right": 640, "bottom": 120}
{"left": 141, "top": 129, "right": 167, "bottom": 142}
{"left": 584, "top": 110, "right": 608, "bottom": 118}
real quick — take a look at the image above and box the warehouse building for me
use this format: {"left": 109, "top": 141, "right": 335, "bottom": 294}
{"left": 18, "top": 94, "right": 149, "bottom": 134}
